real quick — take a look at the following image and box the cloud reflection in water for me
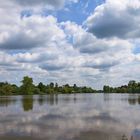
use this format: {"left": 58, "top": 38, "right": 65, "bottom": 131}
{"left": 0, "top": 94, "right": 140, "bottom": 140}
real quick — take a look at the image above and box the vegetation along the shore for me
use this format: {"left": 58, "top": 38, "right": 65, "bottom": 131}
{"left": 0, "top": 76, "right": 140, "bottom": 95}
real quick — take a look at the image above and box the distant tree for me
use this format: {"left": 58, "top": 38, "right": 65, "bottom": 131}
{"left": 11, "top": 84, "right": 19, "bottom": 94}
{"left": 103, "top": 85, "right": 110, "bottom": 93}
{"left": 46, "top": 87, "right": 55, "bottom": 94}
{"left": 81, "top": 86, "right": 95, "bottom": 93}
{"left": 128, "top": 80, "right": 136, "bottom": 87}
{"left": 20, "top": 76, "right": 35, "bottom": 95}
{"left": 3, "top": 78, "right": 140, "bottom": 95}
{"left": 62, "top": 84, "right": 72, "bottom": 93}
{"left": 54, "top": 83, "right": 58, "bottom": 92}
{"left": 73, "top": 84, "right": 78, "bottom": 93}
{"left": 103, "top": 80, "right": 140, "bottom": 94}
{"left": 50, "top": 82, "right": 54, "bottom": 88}
{"left": 0, "top": 83, "right": 13, "bottom": 95}
{"left": 38, "top": 82, "right": 46, "bottom": 93}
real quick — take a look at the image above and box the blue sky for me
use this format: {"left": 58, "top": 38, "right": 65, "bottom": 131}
{"left": 56, "top": 0, "right": 104, "bottom": 24}
{"left": 0, "top": 0, "right": 140, "bottom": 89}
{"left": 21, "top": 0, "right": 105, "bottom": 25}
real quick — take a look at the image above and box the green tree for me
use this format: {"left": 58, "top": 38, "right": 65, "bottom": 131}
{"left": 62, "top": 84, "right": 72, "bottom": 93}
{"left": 103, "top": 85, "right": 110, "bottom": 93}
{"left": 50, "top": 82, "right": 54, "bottom": 88}
{"left": 0, "top": 84, "right": 13, "bottom": 95}
{"left": 54, "top": 83, "right": 58, "bottom": 92}
{"left": 20, "top": 76, "right": 35, "bottom": 95}
{"left": 38, "top": 82, "right": 46, "bottom": 93}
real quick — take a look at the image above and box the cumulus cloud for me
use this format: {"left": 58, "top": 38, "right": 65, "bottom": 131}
{"left": 62, "top": 21, "right": 134, "bottom": 70}
{"left": 0, "top": 32, "right": 43, "bottom": 50}
{"left": 85, "top": 0, "right": 140, "bottom": 39}
{"left": 15, "top": 52, "right": 57, "bottom": 63}
{"left": 9, "top": 0, "right": 79, "bottom": 10}
{"left": 40, "top": 62, "right": 65, "bottom": 71}
{"left": 0, "top": 15, "right": 66, "bottom": 50}
{"left": 15, "top": 0, "right": 64, "bottom": 6}
{"left": 0, "top": 0, "right": 140, "bottom": 88}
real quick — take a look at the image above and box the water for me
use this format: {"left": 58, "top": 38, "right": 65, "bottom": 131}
{"left": 0, "top": 94, "right": 140, "bottom": 140}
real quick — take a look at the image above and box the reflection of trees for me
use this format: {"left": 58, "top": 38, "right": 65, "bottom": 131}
{"left": 138, "top": 96, "right": 140, "bottom": 104}
{"left": 38, "top": 95, "right": 46, "bottom": 106}
{"left": 0, "top": 96, "right": 16, "bottom": 107}
{"left": 121, "top": 135, "right": 134, "bottom": 140}
{"left": 128, "top": 96, "right": 140, "bottom": 105}
{"left": 104, "top": 94, "right": 110, "bottom": 102}
{"left": 46, "top": 94, "right": 58, "bottom": 105}
{"left": 22, "top": 96, "right": 33, "bottom": 112}
{"left": 128, "top": 98, "right": 137, "bottom": 105}
{"left": 74, "top": 94, "right": 77, "bottom": 103}
{"left": 37, "top": 94, "right": 78, "bottom": 106}
{"left": 122, "top": 135, "right": 128, "bottom": 140}
{"left": 37, "top": 95, "right": 58, "bottom": 106}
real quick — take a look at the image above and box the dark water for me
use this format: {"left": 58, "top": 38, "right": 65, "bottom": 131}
{"left": 0, "top": 94, "right": 140, "bottom": 140}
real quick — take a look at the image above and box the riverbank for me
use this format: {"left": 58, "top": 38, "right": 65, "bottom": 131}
{"left": 0, "top": 76, "right": 140, "bottom": 96}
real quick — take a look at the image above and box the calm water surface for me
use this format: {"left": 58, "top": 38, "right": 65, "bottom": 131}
{"left": 0, "top": 94, "right": 140, "bottom": 140}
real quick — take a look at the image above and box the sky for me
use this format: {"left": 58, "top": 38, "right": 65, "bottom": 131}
{"left": 0, "top": 0, "right": 140, "bottom": 89}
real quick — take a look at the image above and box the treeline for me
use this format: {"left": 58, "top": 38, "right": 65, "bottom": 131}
{"left": 1, "top": 77, "right": 140, "bottom": 95}
{"left": 0, "top": 76, "right": 96, "bottom": 95}
{"left": 103, "top": 80, "right": 140, "bottom": 93}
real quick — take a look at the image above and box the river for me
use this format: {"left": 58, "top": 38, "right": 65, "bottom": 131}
{"left": 0, "top": 94, "right": 140, "bottom": 140}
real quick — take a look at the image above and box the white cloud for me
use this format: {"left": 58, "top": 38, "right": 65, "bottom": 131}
{"left": 60, "top": 20, "right": 140, "bottom": 88}
{"left": 5, "top": 0, "right": 79, "bottom": 11}
{"left": 0, "top": 0, "right": 140, "bottom": 89}
{"left": 0, "top": 15, "right": 66, "bottom": 50}
{"left": 85, "top": 0, "right": 140, "bottom": 39}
